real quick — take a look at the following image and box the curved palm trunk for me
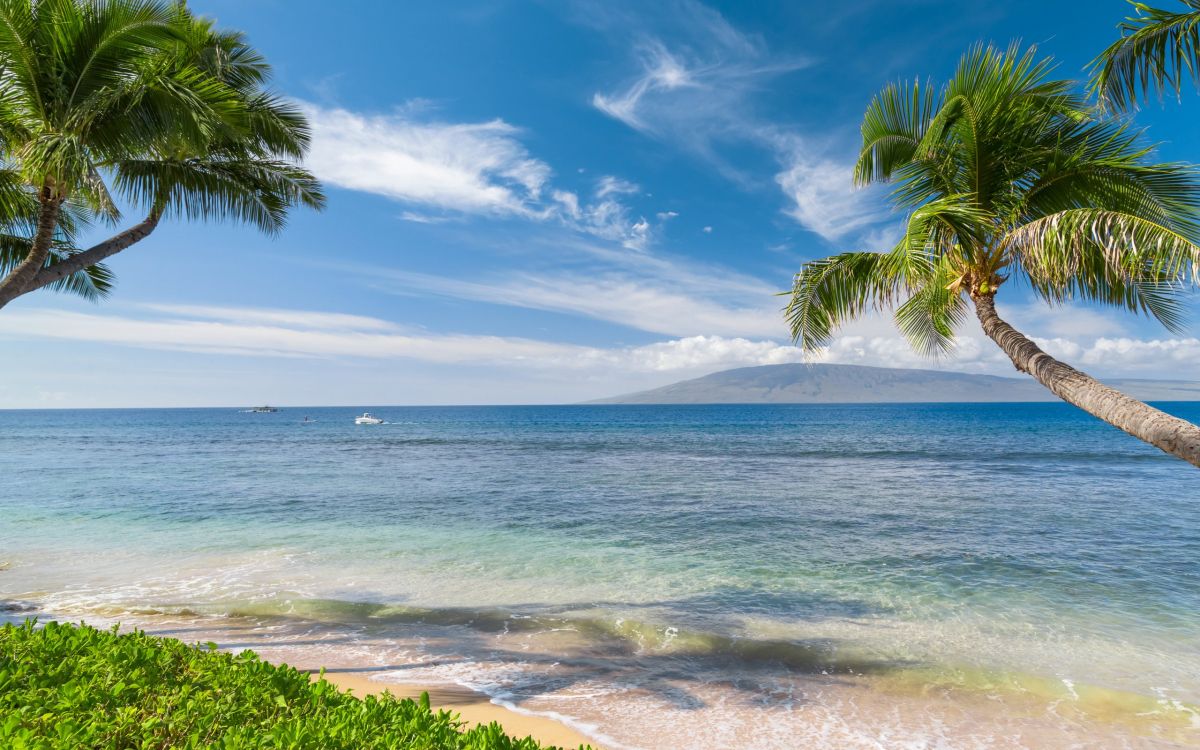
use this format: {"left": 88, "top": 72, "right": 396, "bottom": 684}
{"left": 973, "top": 293, "right": 1200, "bottom": 468}
{"left": 0, "top": 193, "right": 62, "bottom": 308}
{"left": 0, "top": 207, "right": 163, "bottom": 311}
{"left": 26, "top": 210, "right": 162, "bottom": 295}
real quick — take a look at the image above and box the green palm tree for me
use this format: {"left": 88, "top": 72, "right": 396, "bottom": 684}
{"left": 785, "top": 44, "right": 1200, "bottom": 467}
{"left": 0, "top": 0, "right": 324, "bottom": 310}
{"left": 1091, "top": 0, "right": 1200, "bottom": 111}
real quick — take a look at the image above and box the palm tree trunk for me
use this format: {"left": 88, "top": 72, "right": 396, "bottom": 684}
{"left": 0, "top": 192, "right": 62, "bottom": 308}
{"left": 20, "top": 208, "right": 162, "bottom": 300}
{"left": 973, "top": 293, "right": 1200, "bottom": 468}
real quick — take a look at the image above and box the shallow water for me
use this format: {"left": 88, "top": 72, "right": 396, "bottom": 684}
{"left": 2, "top": 403, "right": 1199, "bottom": 748}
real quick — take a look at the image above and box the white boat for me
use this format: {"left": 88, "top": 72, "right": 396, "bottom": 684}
{"left": 355, "top": 412, "right": 384, "bottom": 425}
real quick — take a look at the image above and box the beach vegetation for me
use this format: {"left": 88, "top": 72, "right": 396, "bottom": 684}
{"left": 785, "top": 43, "right": 1200, "bottom": 466}
{"left": 0, "top": 620, "right": 587, "bottom": 750}
{"left": 0, "top": 0, "right": 323, "bottom": 311}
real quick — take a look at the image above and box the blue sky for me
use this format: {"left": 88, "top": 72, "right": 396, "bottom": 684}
{"left": 3, "top": 0, "right": 1200, "bottom": 407}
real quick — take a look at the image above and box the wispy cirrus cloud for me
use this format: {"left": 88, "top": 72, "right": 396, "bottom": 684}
{"left": 592, "top": 40, "right": 705, "bottom": 134}
{"left": 137, "top": 304, "right": 399, "bottom": 332}
{"left": 317, "top": 218, "right": 790, "bottom": 339}
{"left": 774, "top": 151, "right": 891, "bottom": 240}
{"left": 550, "top": 175, "right": 654, "bottom": 250}
{"left": 590, "top": 29, "right": 808, "bottom": 168}
{"left": 366, "top": 267, "right": 784, "bottom": 338}
{"left": 2, "top": 303, "right": 1194, "bottom": 382}
{"left": 582, "top": 0, "right": 885, "bottom": 241}
{"left": 0, "top": 306, "right": 807, "bottom": 374}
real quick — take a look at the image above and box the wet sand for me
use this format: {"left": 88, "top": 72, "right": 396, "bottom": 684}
{"left": 309, "top": 670, "right": 603, "bottom": 749}
{"left": 8, "top": 606, "right": 1195, "bottom": 749}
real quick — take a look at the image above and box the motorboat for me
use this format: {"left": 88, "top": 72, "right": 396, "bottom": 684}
{"left": 355, "top": 412, "right": 384, "bottom": 425}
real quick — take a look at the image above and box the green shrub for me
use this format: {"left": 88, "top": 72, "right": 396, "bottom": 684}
{"left": 0, "top": 620, "right": 588, "bottom": 750}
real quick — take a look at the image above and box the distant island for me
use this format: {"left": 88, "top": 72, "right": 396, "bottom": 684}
{"left": 588, "top": 364, "right": 1200, "bottom": 404}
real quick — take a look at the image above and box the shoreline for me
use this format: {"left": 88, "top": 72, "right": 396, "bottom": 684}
{"left": 4, "top": 604, "right": 1198, "bottom": 749}
{"left": 307, "top": 669, "right": 605, "bottom": 749}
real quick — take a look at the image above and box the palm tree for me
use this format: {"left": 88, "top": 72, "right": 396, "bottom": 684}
{"left": 0, "top": 0, "right": 324, "bottom": 311}
{"left": 785, "top": 44, "right": 1200, "bottom": 467}
{"left": 1091, "top": 0, "right": 1200, "bottom": 111}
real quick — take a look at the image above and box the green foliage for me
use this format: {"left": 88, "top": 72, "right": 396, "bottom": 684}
{"left": 1091, "top": 0, "right": 1200, "bottom": 111}
{"left": 0, "top": 621, "right": 588, "bottom": 750}
{"left": 0, "top": 0, "right": 324, "bottom": 303}
{"left": 786, "top": 43, "right": 1200, "bottom": 356}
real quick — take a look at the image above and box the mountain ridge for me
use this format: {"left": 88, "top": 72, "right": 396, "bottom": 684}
{"left": 587, "top": 363, "right": 1200, "bottom": 404}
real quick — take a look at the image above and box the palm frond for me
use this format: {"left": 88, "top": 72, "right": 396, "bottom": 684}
{"left": 894, "top": 194, "right": 993, "bottom": 265}
{"left": 1019, "top": 119, "right": 1200, "bottom": 231}
{"left": 63, "top": 0, "right": 178, "bottom": 112}
{"left": 1091, "top": 0, "right": 1200, "bottom": 111}
{"left": 0, "top": 0, "right": 42, "bottom": 120}
{"left": 1026, "top": 247, "right": 1190, "bottom": 333}
{"left": 854, "top": 79, "right": 937, "bottom": 186}
{"left": 893, "top": 258, "right": 969, "bottom": 356}
{"left": 1003, "top": 207, "right": 1200, "bottom": 282}
{"left": 114, "top": 155, "right": 324, "bottom": 233}
{"left": 237, "top": 92, "right": 310, "bottom": 158}
{"left": 1002, "top": 208, "right": 1199, "bottom": 331}
{"left": 784, "top": 252, "right": 908, "bottom": 351}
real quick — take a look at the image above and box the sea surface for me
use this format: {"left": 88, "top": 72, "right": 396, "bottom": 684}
{"left": 2, "top": 403, "right": 1199, "bottom": 749}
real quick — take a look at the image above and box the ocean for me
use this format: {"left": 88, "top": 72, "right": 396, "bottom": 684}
{"left": 2, "top": 403, "right": 1198, "bottom": 748}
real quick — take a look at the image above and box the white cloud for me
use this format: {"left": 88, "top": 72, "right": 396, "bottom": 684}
{"left": 591, "top": 33, "right": 806, "bottom": 165}
{"left": 551, "top": 190, "right": 581, "bottom": 220}
{"left": 857, "top": 223, "right": 903, "bottom": 252}
{"left": 0, "top": 307, "right": 579, "bottom": 363}
{"left": 571, "top": 176, "right": 653, "bottom": 250}
{"left": 302, "top": 101, "right": 658, "bottom": 250}
{"left": 399, "top": 211, "right": 453, "bottom": 224}
{"left": 0, "top": 306, "right": 802, "bottom": 374}
{"left": 4, "top": 297, "right": 1195, "bottom": 409}
{"left": 584, "top": 5, "right": 886, "bottom": 242}
{"left": 775, "top": 156, "right": 888, "bottom": 240}
{"left": 592, "top": 40, "right": 700, "bottom": 133}
{"left": 595, "top": 175, "right": 639, "bottom": 198}
{"left": 302, "top": 104, "right": 550, "bottom": 217}
{"left": 340, "top": 224, "right": 791, "bottom": 340}
{"left": 5, "top": 303, "right": 1191, "bottom": 383}
{"left": 1010, "top": 304, "right": 1130, "bottom": 339}
{"left": 371, "top": 268, "right": 784, "bottom": 338}
{"left": 1079, "top": 337, "right": 1200, "bottom": 372}
{"left": 137, "top": 304, "right": 398, "bottom": 332}
{"left": 612, "top": 335, "right": 803, "bottom": 371}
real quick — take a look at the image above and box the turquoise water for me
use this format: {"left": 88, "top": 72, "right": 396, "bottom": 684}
{"left": 2, "top": 404, "right": 1199, "bottom": 748}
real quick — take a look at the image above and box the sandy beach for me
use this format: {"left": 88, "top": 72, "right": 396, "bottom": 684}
{"left": 309, "top": 671, "right": 602, "bottom": 749}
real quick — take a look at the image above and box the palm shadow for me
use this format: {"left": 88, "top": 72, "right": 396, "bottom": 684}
{"left": 132, "top": 586, "right": 906, "bottom": 714}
